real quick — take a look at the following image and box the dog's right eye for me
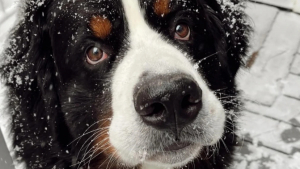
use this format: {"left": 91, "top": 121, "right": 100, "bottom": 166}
{"left": 174, "top": 24, "right": 190, "bottom": 41}
{"left": 86, "top": 47, "right": 108, "bottom": 65}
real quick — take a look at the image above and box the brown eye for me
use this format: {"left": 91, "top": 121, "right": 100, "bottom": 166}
{"left": 174, "top": 24, "right": 190, "bottom": 41}
{"left": 86, "top": 47, "right": 108, "bottom": 65}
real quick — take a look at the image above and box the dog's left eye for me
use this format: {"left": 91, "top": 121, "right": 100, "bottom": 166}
{"left": 86, "top": 47, "right": 108, "bottom": 65}
{"left": 174, "top": 24, "right": 190, "bottom": 41}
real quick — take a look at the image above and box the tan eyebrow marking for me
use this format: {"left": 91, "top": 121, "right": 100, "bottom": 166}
{"left": 154, "top": 0, "right": 171, "bottom": 17}
{"left": 89, "top": 16, "right": 112, "bottom": 39}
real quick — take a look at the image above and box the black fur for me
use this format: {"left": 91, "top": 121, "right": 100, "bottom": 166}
{"left": 0, "top": 0, "right": 250, "bottom": 168}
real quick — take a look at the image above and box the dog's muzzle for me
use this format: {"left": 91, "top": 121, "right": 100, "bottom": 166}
{"left": 133, "top": 73, "right": 203, "bottom": 136}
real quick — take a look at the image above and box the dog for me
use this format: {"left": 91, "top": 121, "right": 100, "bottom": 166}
{"left": 0, "top": 0, "right": 250, "bottom": 168}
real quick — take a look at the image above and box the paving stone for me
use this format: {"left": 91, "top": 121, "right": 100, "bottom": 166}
{"left": 240, "top": 111, "right": 300, "bottom": 154}
{"left": 0, "top": 0, "right": 14, "bottom": 9}
{"left": 0, "top": 12, "right": 17, "bottom": 53}
{"left": 0, "top": 5, "right": 17, "bottom": 168}
{"left": 238, "top": 70, "right": 281, "bottom": 106}
{"left": 251, "top": 0, "right": 295, "bottom": 10}
{"left": 291, "top": 54, "right": 300, "bottom": 75}
{"left": 239, "top": 12, "right": 300, "bottom": 106}
{"left": 0, "top": 83, "right": 14, "bottom": 168}
{"left": 239, "top": 111, "right": 280, "bottom": 140}
{"left": 251, "top": 12, "right": 300, "bottom": 77}
{"left": 233, "top": 143, "right": 300, "bottom": 169}
{"left": 282, "top": 74, "right": 300, "bottom": 99}
{"left": 245, "top": 97, "right": 300, "bottom": 127}
{"left": 245, "top": 2, "right": 279, "bottom": 54}
{"left": 269, "top": 122, "right": 300, "bottom": 154}
{"left": 0, "top": 131, "right": 14, "bottom": 169}
{"left": 294, "top": 0, "right": 300, "bottom": 13}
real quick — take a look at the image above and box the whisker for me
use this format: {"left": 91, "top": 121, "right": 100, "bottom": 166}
{"left": 68, "top": 118, "right": 111, "bottom": 146}
{"left": 78, "top": 129, "right": 109, "bottom": 163}
{"left": 105, "top": 151, "right": 118, "bottom": 169}
{"left": 85, "top": 144, "right": 112, "bottom": 167}
{"left": 213, "top": 87, "right": 228, "bottom": 92}
{"left": 75, "top": 128, "right": 109, "bottom": 163}
{"left": 81, "top": 136, "right": 109, "bottom": 162}
{"left": 68, "top": 121, "right": 101, "bottom": 147}
{"left": 80, "top": 128, "right": 109, "bottom": 152}
{"left": 193, "top": 51, "right": 220, "bottom": 70}
{"left": 75, "top": 142, "right": 110, "bottom": 168}
{"left": 197, "top": 52, "right": 220, "bottom": 64}
{"left": 221, "top": 138, "right": 230, "bottom": 153}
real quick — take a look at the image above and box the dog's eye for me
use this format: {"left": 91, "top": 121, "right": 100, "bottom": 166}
{"left": 86, "top": 47, "right": 108, "bottom": 65}
{"left": 174, "top": 24, "right": 190, "bottom": 41}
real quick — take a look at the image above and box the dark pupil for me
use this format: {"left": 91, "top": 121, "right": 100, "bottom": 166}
{"left": 93, "top": 47, "right": 100, "bottom": 55}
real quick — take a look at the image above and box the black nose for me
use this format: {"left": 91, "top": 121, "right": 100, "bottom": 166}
{"left": 134, "top": 73, "right": 202, "bottom": 134}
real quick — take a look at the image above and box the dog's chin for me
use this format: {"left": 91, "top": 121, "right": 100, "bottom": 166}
{"left": 141, "top": 143, "right": 202, "bottom": 168}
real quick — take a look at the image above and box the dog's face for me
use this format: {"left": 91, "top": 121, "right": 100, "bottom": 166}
{"left": 3, "top": 0, "right": 249, "bottom": 168}
{"left": 50, "top": 0, "right": 240, "bottom": 167}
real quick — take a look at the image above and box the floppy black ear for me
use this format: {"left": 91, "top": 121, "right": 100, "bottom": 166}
{"left": 202, "top": 0, "right": 251, "bottom": 77}
{"left": 216, "top": 0, "right": 251, "bottom": 75}
{"left": 221, "top": 0, "right": 251, "bottom": 75}
{"left": 1, "top": 1, "right": 72, "bottom": 168}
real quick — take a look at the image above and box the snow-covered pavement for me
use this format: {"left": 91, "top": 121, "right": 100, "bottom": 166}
{"left": 0, "top": 1, "right": 17, "bottom": 169}
{"left": 250, "top": 0, "right": 300, "bottom": 12}
{"left": 0, "top": 1, "right": 300, "bottom": 169}
{"left": 235, "top": 2, "right": 300, "bottom": 168}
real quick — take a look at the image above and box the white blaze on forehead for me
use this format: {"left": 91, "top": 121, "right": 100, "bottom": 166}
{"left": 121, "top": 0, "right": 163, "bottom": 48}
{"left": 119, "top": 0, "right": 195, "bottom": 75}
{"left": 121, "top": 0, "right": 147, "bottom": 32}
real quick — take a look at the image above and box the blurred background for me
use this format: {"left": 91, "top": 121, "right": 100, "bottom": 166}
{"left": 0, "top": 0, "right": 300, "bottom": 169}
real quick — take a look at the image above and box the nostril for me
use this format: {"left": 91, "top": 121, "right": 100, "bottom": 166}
{"left": 180, "top": 87, "right": 203, "bottom": 119}
{"left": 141, "top": 103, "right": 166, "bottom": 117}
{"left": 181, "top": 92, "right": 202, "bottom": 106}
{"left": 150, "top": 103, "right": 165, "bottom": 117}
{"left": 182, "top": 95, "right": 195, "bottom": 109}
{"left": 140, "top": 103, "right": 168, "bottom": 128}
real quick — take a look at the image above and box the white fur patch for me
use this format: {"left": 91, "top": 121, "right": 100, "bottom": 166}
{"left": 109, "top": 0, "right": 226, "bottom": 168}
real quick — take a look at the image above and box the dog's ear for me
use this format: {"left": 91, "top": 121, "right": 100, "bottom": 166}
{"left": 221, "top": 1, "right": 251, "bottom": 75}
{"left": 1, "top": 1, "right": 71, "bottom": 167}
{"left": 2, "top": 1, "right": 54, "bottom": 101}
{"left": 203, "top": 0, "right": 250, "bottom": 77}
{"left": 216, "top": 0, "right": 250, "bottom": 75}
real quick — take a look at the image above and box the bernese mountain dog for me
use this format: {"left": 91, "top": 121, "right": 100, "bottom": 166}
{"left": 0, "top": 0, "right": 250, "bottom": 168}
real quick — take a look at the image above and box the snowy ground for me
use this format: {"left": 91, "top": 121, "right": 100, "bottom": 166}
{"left": 234, "top": 1, "right": 300, "bottom": 169}
{"left": 0, "top": 1, "right": 17, "bottom": 169}
{"left": 1, "top": 1, "right": 300, "bottom": 169}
